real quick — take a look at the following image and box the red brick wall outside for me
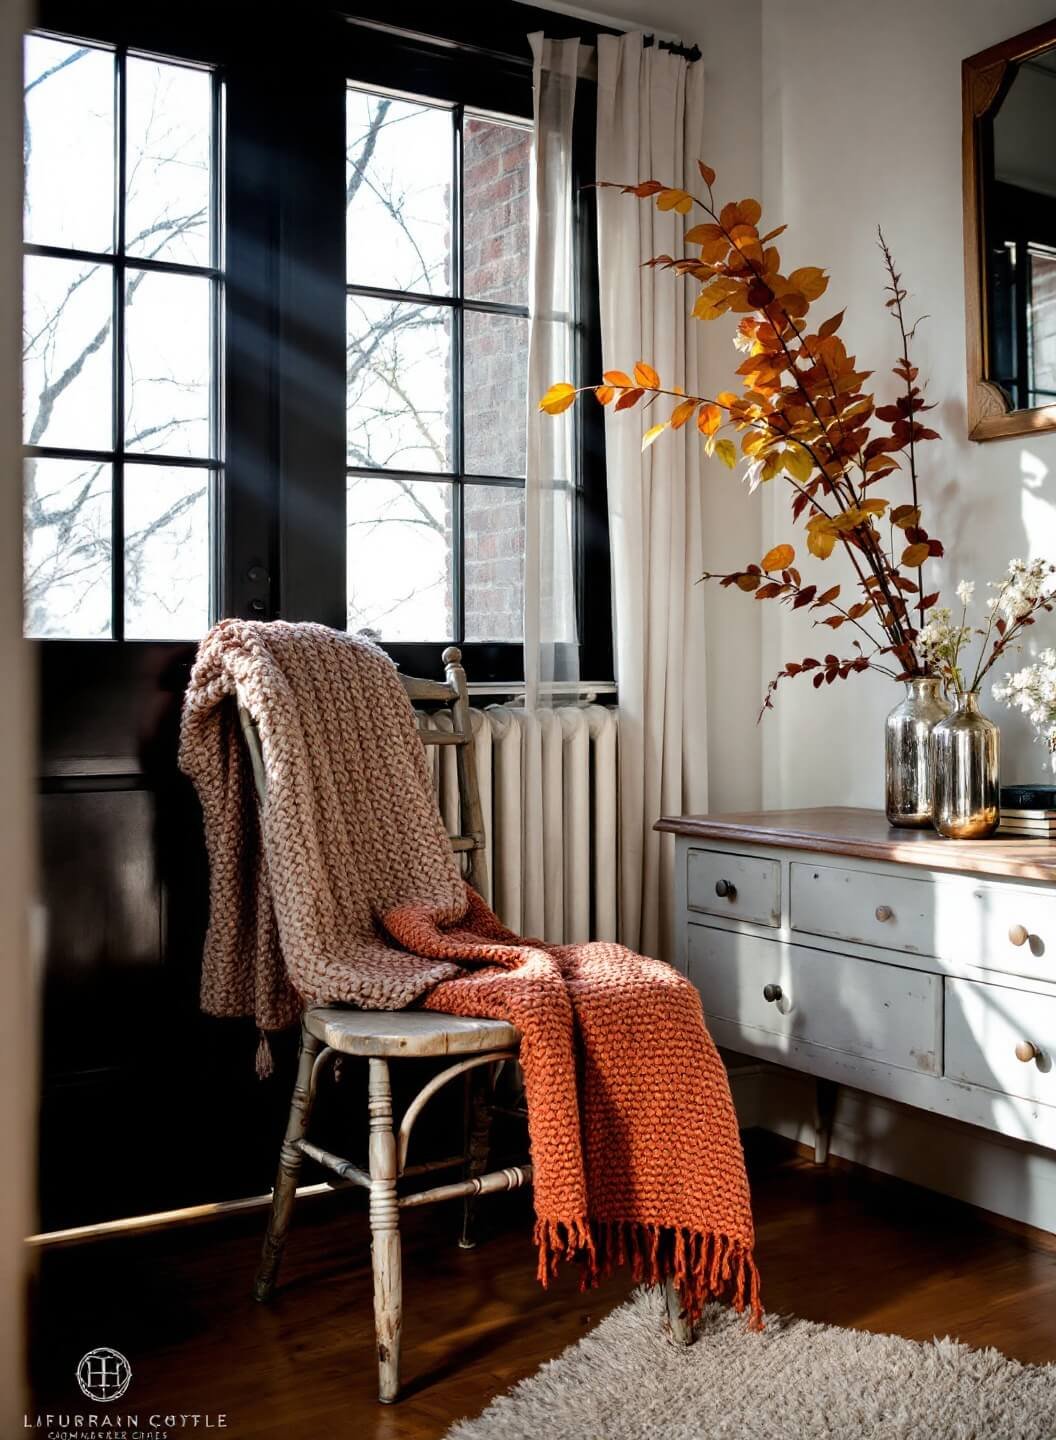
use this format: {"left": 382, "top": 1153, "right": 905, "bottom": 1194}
{"left": 460, "top": 117, "right": 530, "bottom": 643}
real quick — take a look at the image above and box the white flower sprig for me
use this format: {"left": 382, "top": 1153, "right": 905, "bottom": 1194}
{"left": 919, "top": 558, "right": 1056, "bottom": 698}
{"left": 994, "top": 649, "right": 1056, "bottom": 762}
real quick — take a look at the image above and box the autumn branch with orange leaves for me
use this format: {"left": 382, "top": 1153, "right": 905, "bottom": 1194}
{"left": 539, "top": 163, "right": 943, "bottom": 718}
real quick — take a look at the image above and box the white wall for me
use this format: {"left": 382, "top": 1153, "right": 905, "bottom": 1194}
{"left": 760, "top": 0, "right": 1056, "bottom": 810}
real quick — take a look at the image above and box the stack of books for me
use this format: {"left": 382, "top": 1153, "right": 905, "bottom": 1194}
{"left": 1000, "top": 785, "right": 1056, "bottom": 839}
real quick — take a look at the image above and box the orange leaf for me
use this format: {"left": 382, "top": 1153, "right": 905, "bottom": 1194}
{"left": 762, "top": 543, "right": 795, "bottom": 572}
{"left": 633, "top": 360, "right": 660, "bottom": 388}
{"left": 684, "top": 223, "right": 724, "bottom": 244}
{"left": 697, "top": 161, "right": 716, "bottom": 185}
{"left": 539, "top": 382, "right": 576, "bottom": 415}
{"left": 594, "top": 385, "right": 615, "bottom": 405}
{"left": 901, "top": 542, "right": 930, "bottom": 567}
{"left": 670, "top": 398, "right": 697, "bottom": 429}
{"left": 614, "top": 387, "right": 645, "bottom": 411}
{"left": 603, "top": 369, "right": 633, "bottom": 387}
{"left": 696, "top": 403, "right": 722, "bottom": 436}
{"left": 787, "top": 266, "right": 828, "bottom": 301}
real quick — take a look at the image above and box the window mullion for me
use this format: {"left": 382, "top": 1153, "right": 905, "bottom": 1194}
{"left": 112, "top": 46, "right": 127, "bottom": 642}
{"left": 453, "top": 101, "right": 465, "bottom": 645}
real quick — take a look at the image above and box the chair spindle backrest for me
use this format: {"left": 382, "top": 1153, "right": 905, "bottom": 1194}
{"left": 238, "top": 644, "right": 488, "bottom": 897}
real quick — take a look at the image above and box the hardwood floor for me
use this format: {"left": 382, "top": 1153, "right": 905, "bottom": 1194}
{"left": 28, "top": 1134, "right": 1056, "bottom": 1438}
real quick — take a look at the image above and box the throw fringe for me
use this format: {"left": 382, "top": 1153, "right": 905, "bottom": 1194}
{"left": 255, "top": 1030, "right": 274, "bottom": 1079}
{"left": 534, "top": 1217, "right": 763, "bottom": 1332}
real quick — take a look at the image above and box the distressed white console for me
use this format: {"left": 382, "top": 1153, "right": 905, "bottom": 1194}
{"left": 657, "top": 807, "right": 1056, "bottom": 1159}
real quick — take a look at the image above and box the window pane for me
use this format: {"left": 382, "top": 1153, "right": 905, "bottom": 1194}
{"left": 464, "top": 484, "right": 524, "bottom": 642}
{"left": 464, "top": 310, "right": 528, "bottom": 477}
{"left": 346, "top": 88, "right": 452, "bottom": 295}
{"left": 125, "top": 268, "right": 212, "bottom": 458}
{"left": 24, "top": 36, "right": 114, "bottom": 254}
{"left": 124, "top": 464, "right": 210, "bottom": 638}
{"left": 463, "top": 117, "right": 530, "bottom": 306}
{"left": 347, "top": 476, "right": 452, "bottom": 641}
{"left": 125, "top": 56, "right": 212, "bottom": 268}
{"left": 1028, "top": 246, "right": 1056, "bottom": 407}
{"left": 347, "top": 295, "right": 452, "bottom": 472}
{"left": 23, "top": 255, "right": 113, "bottom": 450}
{"left": 24, "top": 458, "right": 111, "bottom": 638}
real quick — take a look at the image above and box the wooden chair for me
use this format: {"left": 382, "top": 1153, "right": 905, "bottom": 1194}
{"left": 242, "top": 644, "right": 691, "bottom": 1404}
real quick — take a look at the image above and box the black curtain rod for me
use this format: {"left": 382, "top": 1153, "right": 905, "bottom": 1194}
{"left": 644, "top": 35, "right": 702, "bottom": 64}
{"left": 342, "top": 7, "right": 701, "bottom": 68}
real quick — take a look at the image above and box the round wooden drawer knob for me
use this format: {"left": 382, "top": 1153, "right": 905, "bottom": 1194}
{"left": 763, "top": 983, "right": 783, "bottom": 1004}
{"left": 1015, "top": 1041, "right": 1039, "bottom": 1063}
{"left": 715, "top": 879, "right": 737, "bottom": 900}
{"left": 1009, "top": 924, "right": 1030, "bottom": 948}
{"left": 875, "top": 905, "right": 894, "bottom": 923}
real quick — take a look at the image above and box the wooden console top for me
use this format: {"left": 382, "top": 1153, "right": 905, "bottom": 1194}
{"left": 656, "top": 806, "right": 1056, "bottom": 884}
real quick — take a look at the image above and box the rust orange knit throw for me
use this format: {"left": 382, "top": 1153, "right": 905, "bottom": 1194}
{"left": 179, "top": 620, "right": 761, "bottom": 1327}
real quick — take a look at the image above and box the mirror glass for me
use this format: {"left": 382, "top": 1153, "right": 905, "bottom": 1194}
{"left": 984, "top": 50, "right": 1056, "bottom": 412}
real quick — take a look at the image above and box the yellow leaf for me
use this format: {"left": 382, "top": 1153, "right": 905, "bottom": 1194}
{"left": 713, "top": 438, "right": 737, "bottom": 468}
{"left": 670, "top": 398, "right": 697, "bottom": 429}
{"left": 859, "top": 497, "right": 888, "bottom": 516}
{"left": 539, "top": 382, "right": 576, "bottom": 415}
{"left": 902, "top": 542, "right": 930, "bottom": 567}
{"left": 642, "top": 422, "right": 668, "bottom": 451}
{"left": 657, "top": 188, "right": 694, "bottom": 214}
{"left": 806, "top": 526, "right": 837, "bottom": 560}
{"left": 693, "top": 289, "right": 730, "bottom": 321}
{"left": 634, "top": 360, "right": 660, "bottom": 388}
{"left": 784, "top": 446, "right": 813, "bottom": 482}
{"left": 762, "top": 543, "right": 795, "bottom": 572}
{"left": 603, "top": 369, "right": 633, "bottom": 387}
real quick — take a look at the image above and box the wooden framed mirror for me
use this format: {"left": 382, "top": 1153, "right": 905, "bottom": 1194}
{"left": 963, "top": 18, "right": 1056, "bottom": 441}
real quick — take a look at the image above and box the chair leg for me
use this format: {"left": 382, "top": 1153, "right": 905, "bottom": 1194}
{"left": 368, "top": 1057, "right": 403, "bottom": 1404}
{"left": 253, "top": 1023, "right": 321, "bottom": 1303}
{"left": 665, "top": 1277, "right": 693, "bottom": 1346}
{"left": 459, "top": 1063, "right": 495, "bottom": 1250}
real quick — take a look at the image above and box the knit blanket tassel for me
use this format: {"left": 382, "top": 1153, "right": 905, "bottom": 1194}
{"left": 535, "top": 1217, "right": 764, "bottom": 1332}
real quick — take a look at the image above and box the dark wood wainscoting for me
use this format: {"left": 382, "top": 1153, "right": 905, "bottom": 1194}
{"left": 38, "top": 642, "right": 277, "bottom": 1230}
{"left": 36, "top": 641, "right": 468, "bottom": 1232}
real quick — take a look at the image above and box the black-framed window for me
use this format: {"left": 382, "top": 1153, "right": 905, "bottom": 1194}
{"left": 23, "top": 2, "right": 613, "bottom": 685}
{"left": 22, "top": 30, "right": 223, "bottom": 641}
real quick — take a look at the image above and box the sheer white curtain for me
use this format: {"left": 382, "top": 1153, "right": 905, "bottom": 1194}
{"left": 524, "top": 33, "right": 581, "bottom": 711}
{"left": 596, "top": 34, "right": 708, "bottom": 959}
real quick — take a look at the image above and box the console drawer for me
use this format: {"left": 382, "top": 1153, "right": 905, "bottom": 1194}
{"left": 687, "top": 924, "right": 941, "bottom": 1074}
{"left": 790, "top": 860, "right": 1056, "bottom": 980}
{"left": 790, "top": 861, "right": 937, "bottom": 956}
{"left": 687, "top": 848, "right": 780, "bottom": 927}
{"left": 945, "top": 977, "right": 1056, "bottom": 1106}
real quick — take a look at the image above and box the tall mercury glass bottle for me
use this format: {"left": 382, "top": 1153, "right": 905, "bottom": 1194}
{"left": 885, "top": 676, "right": 950, "bottom": 828}
{"left": 930, "top": 690, "right": 1000, "bottom": 839}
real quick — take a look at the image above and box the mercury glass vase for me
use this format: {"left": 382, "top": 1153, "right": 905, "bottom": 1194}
{"left": 884, "top": 677, "right": 950, "bottom": 828}
{"left": 930, "top": 690, "right": 1000, "bottom": 840}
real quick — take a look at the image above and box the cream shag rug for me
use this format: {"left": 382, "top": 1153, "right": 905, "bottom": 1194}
{"left": 445, "top": 1287, "right": 1056, "bottom": 1439}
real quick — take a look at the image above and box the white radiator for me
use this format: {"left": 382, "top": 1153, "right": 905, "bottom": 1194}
{"left": 419, "top": 705, "right": 618, "bottom": 945}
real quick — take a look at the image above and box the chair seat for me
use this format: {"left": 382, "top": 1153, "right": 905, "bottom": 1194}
{"left": 304, "top": 1007, "right": 520, "bottom": 1058}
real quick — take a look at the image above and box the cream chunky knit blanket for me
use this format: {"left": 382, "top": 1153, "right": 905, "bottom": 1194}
{"left": 179, "top": 619, "right": 761, "bottom": 1325}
